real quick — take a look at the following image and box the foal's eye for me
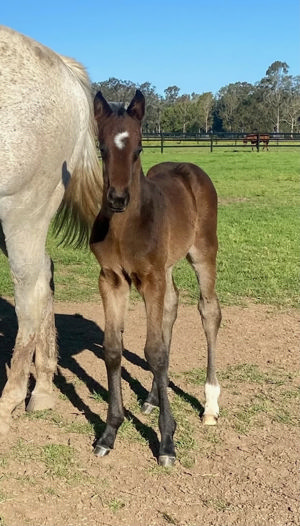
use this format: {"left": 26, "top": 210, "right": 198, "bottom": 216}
{"left": 134, "top": 146, "right": 143, "bottom": 159}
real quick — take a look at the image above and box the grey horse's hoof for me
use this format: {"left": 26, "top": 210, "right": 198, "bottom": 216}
{"left": 141, "top": 402, "right": 156, "bottom": 415}
{"left": 158, "top": 455, "right": 176, "bottom": 467}
{"left": 94, "top": 444, "right": 111, "bottom": 457}
{"left": 26, "top": 393, "right": 55, "bottom": 412}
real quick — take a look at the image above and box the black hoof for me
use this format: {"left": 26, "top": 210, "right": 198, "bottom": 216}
{"left": 94, "top": 444, "right": 111, "bottom": 457}
{"left": 158, "top": 455, "right": 176, "bottom": 467}
{"left": 141, "top": 402, "right": 156, "bottom": 415}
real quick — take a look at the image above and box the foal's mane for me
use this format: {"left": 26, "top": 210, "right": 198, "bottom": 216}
{"left": 109, "top": 102, "right": 126, "bottom": 116}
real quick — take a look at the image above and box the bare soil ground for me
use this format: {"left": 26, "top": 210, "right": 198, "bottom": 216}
{"left": 0, "top": 298, "right": 299, "bottom": 526}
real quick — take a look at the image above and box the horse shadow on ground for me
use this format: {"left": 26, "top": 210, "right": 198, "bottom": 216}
{"left": 0, "top": 297, "right": 204, "bottom": 458}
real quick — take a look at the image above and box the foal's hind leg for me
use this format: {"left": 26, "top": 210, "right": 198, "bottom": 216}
{"left": 0, "top": 222, "right": 57, "bottom": 434}
{"left": 187, "top": 244, "right": 221, "bottom": 425}
{"left": 142, "top": 267, "right": 179, "bottom": 415}
{"left": 141, "top": 273, "right": 177, "bottom": 466}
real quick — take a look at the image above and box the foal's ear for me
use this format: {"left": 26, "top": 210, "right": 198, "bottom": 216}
{"left": 94, "top": 91, "right": 113, "bottom": 120}
{"left": 127, "top": 90, "right": 145, "bottom": 122}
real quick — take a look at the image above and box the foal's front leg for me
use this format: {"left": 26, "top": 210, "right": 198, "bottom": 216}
{"left": 94, "top": 269, "right": 130, "bottom": 457}
{"left": 142, "top": 274, "right": 177, "bottom": 467}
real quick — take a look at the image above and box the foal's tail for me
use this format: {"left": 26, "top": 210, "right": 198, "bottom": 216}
{"left": 53, "top": 56, "right": 103, "bottom": 247}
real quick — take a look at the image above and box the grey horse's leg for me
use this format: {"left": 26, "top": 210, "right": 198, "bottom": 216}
{"left": 26, "top": 255, "right": 57, "bottom": 412}
{"left": 0, "top": 219, "right": 57, "bottom": 434}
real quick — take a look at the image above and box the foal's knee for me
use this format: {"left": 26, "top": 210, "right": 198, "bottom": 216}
{"left": 104, "top": 350, "right": 121, "bottom": 371}
{"left": 145, "top": 341, "right": 169, "bottom": 378}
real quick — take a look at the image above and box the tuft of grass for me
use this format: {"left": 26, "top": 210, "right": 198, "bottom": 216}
{"left": 42, "top": 444, "right": 76, "bottom": 479}
{"left": 91, "top": 390, "right": 106, "bottom": 403}
{"left": 118, "top": 417, "right": 148, "bottom": 445}
{"left": 219, "top": 363, "right": 294, "bottom": 386}
{"left": 180, "top": 368, "right": 207, "bottom": 386}
{"left": 108, "top": 498, "right": 125, "bottom": 513}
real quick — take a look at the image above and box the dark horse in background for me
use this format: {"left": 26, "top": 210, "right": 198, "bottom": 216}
{"left": 243, "top": 133, "right": 270, "bottom": 150}
{"left": 90, "top": 90, "right": 222, "bottom": 466}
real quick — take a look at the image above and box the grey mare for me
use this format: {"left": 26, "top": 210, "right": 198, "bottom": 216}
{"left": 0, "top": 26, "right": 102, "bottom": 434}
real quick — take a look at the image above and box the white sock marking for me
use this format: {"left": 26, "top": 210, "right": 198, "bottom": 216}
{"left": 114, "top": 131, "right": 129, "bottom": 149}
{"left": 204, "top": 383, "right": 220, "bottom": 417}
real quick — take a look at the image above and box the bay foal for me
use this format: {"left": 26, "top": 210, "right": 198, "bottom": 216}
{"left": 90, "top": 90, "right": 221, "bottom": 466}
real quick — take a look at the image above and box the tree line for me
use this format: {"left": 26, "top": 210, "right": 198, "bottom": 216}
{"left": 92, "top": 61, "right": 300, "bottom": 135}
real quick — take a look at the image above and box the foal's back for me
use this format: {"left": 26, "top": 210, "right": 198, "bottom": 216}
{"left": 145, "top": 162, "right": 218, "bottom": 265}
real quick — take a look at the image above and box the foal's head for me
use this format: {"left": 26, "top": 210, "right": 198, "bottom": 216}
{"left": 94, "top": 90, "right": 145, "bottom": 213}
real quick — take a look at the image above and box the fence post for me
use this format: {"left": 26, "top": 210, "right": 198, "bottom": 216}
{"left": 210, "top": 134, "right": 213, "bottom": 152}
{"left": 256, "top": 132, "right": 260, "bottom": 152}
{"left": 160, "top": 133, "right": 164, "bottom": 154}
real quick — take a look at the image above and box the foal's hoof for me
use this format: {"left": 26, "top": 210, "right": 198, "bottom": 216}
{"left": 202, "top": 414, "right": 218, "bottom": 426}
{"left": 26, "top": 393, "right": 55, "bottom": 412}
{"left": 158, "top": 455, "right": 176, "bottom": 467}
{"left": 141, "top": 402, "right": 156, "bottom": 415}
{"left": 94, "top": 444, "right": 111, "bottom": 458}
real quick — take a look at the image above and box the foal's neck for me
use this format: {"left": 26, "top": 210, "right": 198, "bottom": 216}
{"left": 128, "top": 158, "right": 147, "bottom": 212}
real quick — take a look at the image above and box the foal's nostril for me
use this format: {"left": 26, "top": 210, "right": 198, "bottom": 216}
{"left": 107, "top": 187, "right": 130, "bottom": 212}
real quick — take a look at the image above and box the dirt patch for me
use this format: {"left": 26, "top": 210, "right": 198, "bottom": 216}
{"left": 0, "top": 298, "right": 299, "bottom": 526}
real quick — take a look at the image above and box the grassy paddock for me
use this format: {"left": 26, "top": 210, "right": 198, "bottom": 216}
{"left": 0, "top": 149, "right": 299, "bottom": 307}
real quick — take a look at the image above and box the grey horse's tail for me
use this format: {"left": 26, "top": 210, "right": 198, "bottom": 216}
{"left": 53, "top": 56, "right": 103, "bottom": 247}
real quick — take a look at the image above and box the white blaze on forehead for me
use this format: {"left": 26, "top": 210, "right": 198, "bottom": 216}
{"left": 114, "top": 131, "right": 129, "bottom": 149}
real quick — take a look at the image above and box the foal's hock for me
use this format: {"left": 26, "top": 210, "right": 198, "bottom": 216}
{"left": 91, "top": 90, "right": 221, "bottom": 466}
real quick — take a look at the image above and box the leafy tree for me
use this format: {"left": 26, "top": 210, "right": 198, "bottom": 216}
{"left": 91, "top": 77, "right": 136, "bottom": 105}
{"left": 281, "top": 76, "right": 300, "bottom": 134}
{"left": 259, "top": 61, "right": 291, "bottom": 132}
{"left": 164, "top": 86, "right": 180, "bottom": 105}
{"left": 139, "top": 82, "right": 162, "bottom": 133}
{"left": 216, "top": 82, "right": 254, "bottom": 132}
{"left": 191, "top": 92, "right": 214, "bottom": 133}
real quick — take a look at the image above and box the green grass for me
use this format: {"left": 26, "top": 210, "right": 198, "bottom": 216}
{"left": 0, "top": 149, "right": 299, "bottom": 306}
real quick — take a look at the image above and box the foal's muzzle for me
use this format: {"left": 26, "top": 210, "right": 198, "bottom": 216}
{"left": 107, "top": 186, "right": 130, "bottom": 212}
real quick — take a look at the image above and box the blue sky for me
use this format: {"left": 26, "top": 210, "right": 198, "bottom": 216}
{"left": 1, "top": 0, "right": 299, "bottom": 96}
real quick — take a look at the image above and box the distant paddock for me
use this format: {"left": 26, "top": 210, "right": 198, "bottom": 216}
{"left": 141, "top": 132, "right": 300, "bottom": 153}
